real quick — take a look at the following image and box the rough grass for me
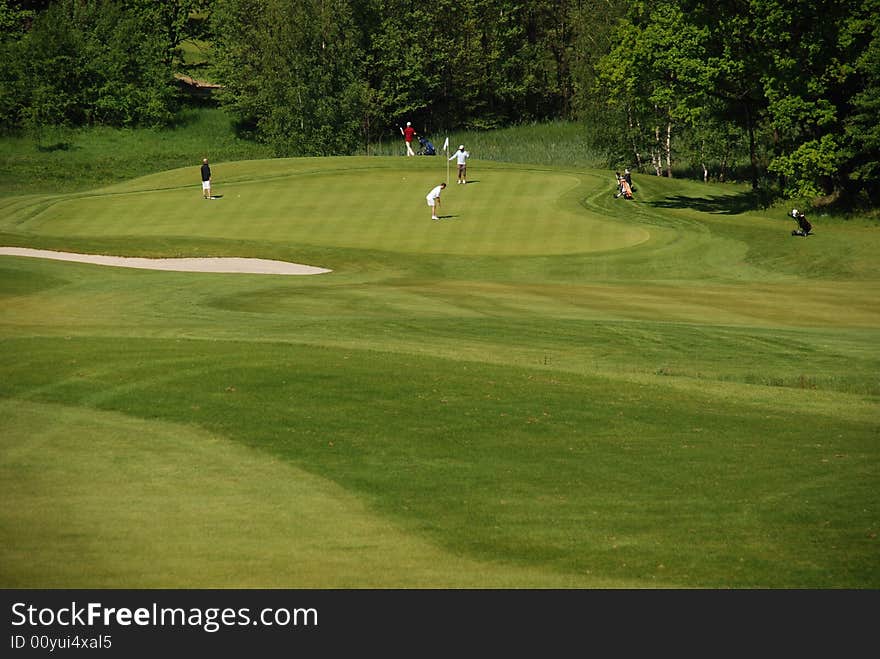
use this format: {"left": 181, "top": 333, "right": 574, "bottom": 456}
{"left": 0, "top": 108, "right": 273, "bottom": 197}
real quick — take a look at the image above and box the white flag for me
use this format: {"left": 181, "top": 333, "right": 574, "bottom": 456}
{"left": 442, "top": 136, "right": 449, "bottom": 152}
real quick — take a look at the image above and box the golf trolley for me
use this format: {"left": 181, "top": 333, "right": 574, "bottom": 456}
{"left": 790, "top": 209, "right": 813, "bottom": 236}
{"left": 417, "top": 136, "right": 436, "bottom": 156}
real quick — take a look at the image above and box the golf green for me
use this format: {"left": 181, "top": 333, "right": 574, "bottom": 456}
{"left": 7, "top": 157, "right": 647, "bottom": 255}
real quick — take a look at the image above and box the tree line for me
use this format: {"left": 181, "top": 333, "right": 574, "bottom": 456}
{"left": 1, "top": 0, "right": 878, "bottom": 206}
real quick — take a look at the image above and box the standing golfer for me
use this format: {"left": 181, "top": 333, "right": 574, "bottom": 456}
{"left": 200, "top": 158, "right": 212, "bottom": 199}
{"left": 400, "top": 121, "right": 417, "bottom": 157}
{"left": 426, "top": 182, "right": 446, "bottom": 220}
{"left": 448, "top": 144, "right": 470, "bottom": 184}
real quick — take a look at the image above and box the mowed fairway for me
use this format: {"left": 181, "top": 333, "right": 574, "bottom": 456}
{"left": 1, "top": 156, "right": 878, "bottom": 588}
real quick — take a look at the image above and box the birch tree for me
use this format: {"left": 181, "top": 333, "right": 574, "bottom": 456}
{"left": 596, "top": 1, "right": 707, "bottom": 176}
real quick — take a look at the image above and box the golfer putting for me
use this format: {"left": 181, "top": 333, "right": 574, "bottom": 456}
{"left": 426, "top": 182, "right": 446, "bottom": 220}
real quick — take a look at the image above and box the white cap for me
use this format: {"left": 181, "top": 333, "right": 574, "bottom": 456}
{"left": 406, "top": 121, "right": 411, "bottom": 126}
{"left": 459, "top": 144, "right": 465, "bottom": 149}
{"left": 791, "top": 209, "right": 799, "bottom": 217}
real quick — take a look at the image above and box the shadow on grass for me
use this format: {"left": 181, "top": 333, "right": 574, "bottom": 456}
{"left": 646, "top": 190, "right": 769, "bottom": 215}
{"left": 36, "top": 142, "right": 75, "bottom": 152}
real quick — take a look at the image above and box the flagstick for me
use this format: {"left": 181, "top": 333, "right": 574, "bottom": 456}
{"left": 445, "top": 137, "right": 450, "bottom": 185}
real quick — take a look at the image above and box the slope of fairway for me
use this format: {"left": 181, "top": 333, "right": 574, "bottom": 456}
{"left": 1, "top": 336, "right": 876, "bottom": 588}
{"left": 2, "top": 399, "right": 641, "bottom": 588}
{"left": 1, "top": 156, "right": 878, "bottom": 588}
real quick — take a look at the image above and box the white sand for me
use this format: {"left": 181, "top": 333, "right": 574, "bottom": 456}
{"left": 0, "top": 247, "right": 331, "bottom": 275}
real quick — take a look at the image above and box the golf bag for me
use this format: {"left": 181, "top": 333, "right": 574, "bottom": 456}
{"left": 417, "top": 136, "right": 436, "bottom": 156}
{"left": 615, "top": 173, "right": 633, "bottom": 199}
{"left": 790, "top": 209, "right": 812, "bottom": 236}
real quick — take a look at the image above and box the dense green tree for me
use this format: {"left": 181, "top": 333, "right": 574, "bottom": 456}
{"left": 1, "top": 0, "right": 178, "bottom": 131}
{"left": 0, "top": 0, "right": 33, "bottom": 33}
{"left": 0, "top": 0, "right": 33, "bottom": 128}
{"left": 213, "top": 0, "right": 366, "bottom": 156}
{"left": 3, "top": 0, "right": 877, "bottom": 207}
{"left": 592, "top": 0, "right": 880, "bottom": 202}
{"left": 685, "top": 0, "right": 880, "bottom": 201}
{"left": 756, "top": 0, "right": 880, "bottom": 200}
{"left": 359, "top": 0, "right": 440, "bottom": 140}
{"left": 121, "top": 0, "right": 213, "bottom": 67}
{"left": 689, "top": 0, "right": 769, "bottom": 190}
{"left": 843, "top": 12, "right": 880, "bottom": 204}
{"left": 567, "top": 0, "right": 617, "bottom": 116}
{"left": 596, "top": 2, "right": 709, "bottom": 176}
{"left": 677, "top": 102, "right": 748, "bottom": 183}
{"left": 213, "top": 0, "right": 592, "bottom": 152}
{"left": 361, "top": 0, "right": 579, "bottom": 135}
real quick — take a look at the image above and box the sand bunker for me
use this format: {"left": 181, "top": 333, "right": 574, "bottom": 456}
{"left": 0, "top": 247, "right": 331, "bottom": 275}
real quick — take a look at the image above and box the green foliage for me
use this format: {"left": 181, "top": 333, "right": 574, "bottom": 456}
{"left": 0, "top": 0, "right": 33, "bottom": 34}
{"left": 212, "top": 0, "right": 593, "bottom": 152}
{"left": 592, "top": 0, "right": 880, "bottom": 204}
{"left": 757, "top": 0, "right": 878, "bottom": 200}
{"left": 4, "top": 0, "right": 880, "bottom": 207}
{"left": 0, "top": 0, "right": 178, "bottom": 131}
{"left": 595, "top": 2, "right": 712, "bottom": 177}
{"left": 212, "top": 0, "right": 366, "bottom": 156}
{"left": 769, "top": 134, "right": 845, "bottom": 198}
{"left": 842, "top": 10, "right": 880, "bottom": 204}
{"left": 364, "top": 8, "right": 439, "bottom": 123}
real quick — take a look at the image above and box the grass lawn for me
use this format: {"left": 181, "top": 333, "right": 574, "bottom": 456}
{"left": 1, "top": 154, "right": 877, "bottom": 588}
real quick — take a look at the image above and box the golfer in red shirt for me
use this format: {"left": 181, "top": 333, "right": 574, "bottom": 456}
{"left": 401, "top": 121, "right": 416, "bottom": 156}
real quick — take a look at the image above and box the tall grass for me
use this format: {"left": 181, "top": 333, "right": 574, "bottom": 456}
{"left": 370, "top": 120, "right": 607, "bottom": 170}
{"left": 0, "top": 107, "right": 273, "bottom": 197}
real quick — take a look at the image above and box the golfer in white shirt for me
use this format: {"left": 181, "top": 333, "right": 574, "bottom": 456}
{"left": 448, "top": 145, "right": 470, "bottom": 184}
{"left": 426, "top": 182, "right": 446, "bottom": 220}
